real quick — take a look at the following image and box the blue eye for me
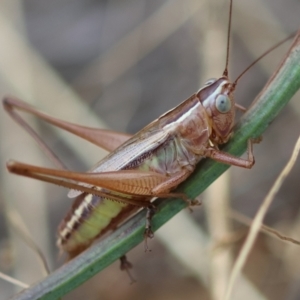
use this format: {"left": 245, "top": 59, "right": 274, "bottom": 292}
{"left": 216, "top": 94, "right": 231, "bottom": 113}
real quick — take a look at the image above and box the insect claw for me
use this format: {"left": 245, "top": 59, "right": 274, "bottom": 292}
{"left": 143, "top": 229, "right": 154, "bottom": 252}
{"left": 183, "top": 197, "right": 202, "bottom": 212}
{"left": 143, "top": 206, "right": 156, "bottom": 251}
{"left": 120, "top": 255, "right": 133, "bottom": 270}
{"left": 145, "top": 228, "right": 154, "bottom": 239}
{"left": 120, "top": 255, "right": 136, "bottom": 284}
{"left": 191, "top": 197, "right": 202, "bottom": 206}
{"left": 251, "top": 136, "right": 263, "bottom": 144}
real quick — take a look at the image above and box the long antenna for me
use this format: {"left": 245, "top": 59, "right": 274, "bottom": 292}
{"left": 223, "top": 0, "right": 233, "bottom": 77}
{"left": 233, "top": 33, "right": 295, "bottom": 85}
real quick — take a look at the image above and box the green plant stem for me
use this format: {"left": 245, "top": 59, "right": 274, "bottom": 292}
{"left": 11, "top": 31, "right": 300, "bottom": 300}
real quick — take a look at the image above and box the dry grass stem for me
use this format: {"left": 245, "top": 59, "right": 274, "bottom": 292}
{"left": 225, "top": 136, "right": 300, "bottom": 300}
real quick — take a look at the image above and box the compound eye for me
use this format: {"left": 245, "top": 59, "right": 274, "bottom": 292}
{"left": 215, "top": 94, "right": 231, "bottom": 113}
{"left": 204, "top": 78, "right": 217, "bottom": 86}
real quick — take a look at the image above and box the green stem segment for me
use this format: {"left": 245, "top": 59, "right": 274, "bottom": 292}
{"left": 12, "top": 32, "right": 300, "bottom": 300}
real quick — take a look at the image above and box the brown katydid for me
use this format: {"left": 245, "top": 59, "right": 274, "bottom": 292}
{"left": 2, "top": 0, "right": 292, "bottom": 263}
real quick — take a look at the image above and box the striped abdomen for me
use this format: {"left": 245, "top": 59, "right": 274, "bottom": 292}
{"left": 57, "top": 193, "right": 138, "bottom": 258}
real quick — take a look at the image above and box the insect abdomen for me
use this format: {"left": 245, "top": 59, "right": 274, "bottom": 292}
{"left": 57, "top": 193, "right": 129, "bottom": 257}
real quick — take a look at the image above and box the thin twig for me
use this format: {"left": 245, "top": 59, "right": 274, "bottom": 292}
{"left": 225, "top": 136, "right": 300, "bottom": 300}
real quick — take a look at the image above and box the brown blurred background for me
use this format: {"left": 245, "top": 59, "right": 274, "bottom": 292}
{"left": 0, "top": 0, "right": 300, "bottom": 299}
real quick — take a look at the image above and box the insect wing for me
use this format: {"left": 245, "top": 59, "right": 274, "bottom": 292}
{"left": 68, "top": 128, "right": 171, "bottom": 198}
